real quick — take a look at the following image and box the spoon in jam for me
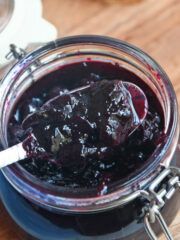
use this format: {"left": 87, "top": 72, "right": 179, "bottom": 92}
{"left": 0, "top": 80, "right": 148, "bottom": 168}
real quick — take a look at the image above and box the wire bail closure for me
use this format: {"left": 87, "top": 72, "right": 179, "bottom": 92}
{"left": 6, "top": 44, "right": 27, "bottom": 61}
{"left": 141, "top": 167, "right": 180, "bottom": 240}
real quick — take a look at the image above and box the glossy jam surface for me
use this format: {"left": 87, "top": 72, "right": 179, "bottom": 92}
{"left": 8, "top": 61, "right": 164, "bottom": 193}
{"left": 22, "top": 80, "right": 142, "bottom": 167}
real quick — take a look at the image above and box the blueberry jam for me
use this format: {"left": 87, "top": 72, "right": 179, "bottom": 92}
{"left": 8, "top": 61, "right": 164, "bottom": 194}
{"left": 22, "top": 80, "right": 143, "bottom": 168}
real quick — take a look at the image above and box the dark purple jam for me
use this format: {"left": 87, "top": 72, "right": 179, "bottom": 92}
{"left": 8, "top": 61, "right": 164, "bottom": 194}
{"left": 22, "top": 80, "right": 142, "bottom": 165}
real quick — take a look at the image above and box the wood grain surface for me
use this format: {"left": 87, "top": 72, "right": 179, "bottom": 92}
{"left": 0, "top": 0, "right": 179, "bottom": 239}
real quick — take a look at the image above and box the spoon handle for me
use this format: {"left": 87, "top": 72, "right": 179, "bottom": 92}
{"left": 0, "top": 143, "right": 27, "bottom": 168}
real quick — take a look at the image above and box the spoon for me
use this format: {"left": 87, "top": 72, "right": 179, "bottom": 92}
{"left": 0, "top": 81, "right": 148, "bottom": 168}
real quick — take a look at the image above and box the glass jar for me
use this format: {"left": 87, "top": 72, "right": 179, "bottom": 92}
{"left": 0, "top": 35, "right": 179, "bottom": 240}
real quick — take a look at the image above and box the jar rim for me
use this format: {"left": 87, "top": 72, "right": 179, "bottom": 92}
{"left": 1, "top": 35, "right": 179, "bottom": 212}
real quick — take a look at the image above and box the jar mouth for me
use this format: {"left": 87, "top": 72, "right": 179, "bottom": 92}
{"left": 0, "top": 35, "right": 179, "bottom": 212}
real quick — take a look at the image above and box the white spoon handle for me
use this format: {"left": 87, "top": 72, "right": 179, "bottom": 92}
{"left": 0, "top": 143, "right": 27, "bottom": 168}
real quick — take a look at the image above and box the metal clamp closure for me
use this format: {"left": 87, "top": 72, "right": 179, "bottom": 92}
{"left": 6, "top": 44, "right": 27, "bottom": 61}
{"left": 5, "top": 44, "right": 42, "bottom": 80}
{"left": 141, "top": 167, "right": 180, "bottom": 240}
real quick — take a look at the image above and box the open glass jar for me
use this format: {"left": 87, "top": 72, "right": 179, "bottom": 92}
{"left": 0, "top": 35, "right": 179, "bottom": 240}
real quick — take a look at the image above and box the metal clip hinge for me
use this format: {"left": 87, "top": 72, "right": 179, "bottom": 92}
{"left": 5, "top": 44, "right": 27, "bottom": 61}
{"left": 141, "top": 166, "right": 180, "bottom": 240}
{"left": 5, "top": 44, "right": 42, "bottom": 82}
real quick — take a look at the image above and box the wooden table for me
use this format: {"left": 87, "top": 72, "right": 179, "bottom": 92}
{"left": 0, "top": 0, "right": 179, "bottom": 239}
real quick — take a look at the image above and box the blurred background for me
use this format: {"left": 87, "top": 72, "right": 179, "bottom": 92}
{"left": 42, "top": 0, "right": 180, "bottom": 106}
{"left": 0, "top": 0, "right": 180, "bottom": 106}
